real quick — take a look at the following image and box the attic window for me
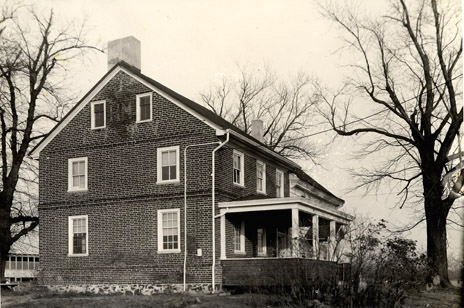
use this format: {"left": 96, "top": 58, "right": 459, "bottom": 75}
{"left": 91, "top": 101, "right": 106, "bottom": 129}
{"left": 136, "top": 93, "right": 152, "bottom": 123}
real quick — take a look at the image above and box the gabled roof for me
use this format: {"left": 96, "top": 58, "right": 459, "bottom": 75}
{"left": 30, "top": 61, "right": 343, "bottom": 203}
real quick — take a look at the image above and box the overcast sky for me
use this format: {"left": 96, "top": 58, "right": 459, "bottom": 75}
{"left": 30, "top": 0, "right": 463, "bottom": 257}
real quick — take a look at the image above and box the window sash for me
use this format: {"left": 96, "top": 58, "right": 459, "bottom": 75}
{"left": 69, "top": 216, "right": 88, "bottom": 256}
{"left": 157, "top": 147, "right": 179, "bottom": 183}
{"left": 276, "top": 170, "right": 284, "bottom": 197}
{"left": 137, "top": 94, "right": 152, "bottom": 122}
{"left": 233, "top": 221, "right": 245, "bottom": 253}
{"left": 233, "top": 151, "right": 244, "bottom": 185}
{"left": 233, "top": 223, "right": 241, "bottom": 251}
{"left": 161, "top": 150, "right": 177, "bottom": 181}
{"left": 69, "top": 158, "right": 87, "bottom": 191}
{"left": 73, "top": 233, "right": 87, "bottom": 254}
{"left": 158, "top": 210, "right": 180, "bottom": 252}
{"left": 256, "top": 162, "right": 265, "bottom": 193}
{"left": 93, "top": 103, "right": 105, "bottom": 128}
{"left": 257, "top": 228, "right": 266, "bottom": 256}
{"left": 139, "top": 96, "right": 151, "bottom": 121}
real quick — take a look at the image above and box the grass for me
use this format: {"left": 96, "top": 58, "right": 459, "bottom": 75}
{"left": 1, "top": 288, "right": 298, "bottom": 308}
{"left": 1, "top": 285, "right": 462, "bottom": 308}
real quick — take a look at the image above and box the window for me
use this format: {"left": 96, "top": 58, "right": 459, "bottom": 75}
{"left": 10, "top": 256, "right": 16, "bottom": 270}
{"left": 256, "top": 161, "right": 266, "bottom": 194}
{"left": 276, "top": 169, "right": 284, "bottom": 198}
{"left": 68, "top": 157, "right": 88, "bottom": 192}
{"left": 136, "top": 93, "right": 152, "bottom": 123}
{"left": 22, "top": 257, "right": 27, "bottom": 270}
{"left": 16, "top": 256, "right": 22, "bottom": 270}
{"left": 157, "top": 209, "right": 181, "bottom": 253}
{"left": 68, "top": 215, "right": 88, "bottom": 256}
{"left": 233, "top": 150, "right": 245, "bottom": 186}
{"left": 34, "top": 257, "right": 39, "bottom": 270}
{"left": 90, "top": 100, "right": 106, "bottom": 129}
{"left": 157, "top": 146, "right": 180, "bottom": 183}
{"left": 28, "top": 257, "right": 34, "bottom": 270}
{"left": 233, "top": 221, "right": 245, "bottom": 254}
{"left": 257, "top": 228, "right": 267, "bottom": 256}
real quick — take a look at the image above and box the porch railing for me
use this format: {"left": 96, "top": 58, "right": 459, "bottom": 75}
{"left": 221, "top": 258, "right": 350, "bottom": 287}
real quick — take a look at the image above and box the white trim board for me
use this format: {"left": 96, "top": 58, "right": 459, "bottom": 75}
{"left": 218, "top": 197, "right": 353, "bottom": 223}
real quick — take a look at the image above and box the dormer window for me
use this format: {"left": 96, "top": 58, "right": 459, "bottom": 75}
{"left": 90, "top": 101, "right": 106, "bottom": 129}
{"left": 136, "top": 93, "right": 152, "bottom": 123}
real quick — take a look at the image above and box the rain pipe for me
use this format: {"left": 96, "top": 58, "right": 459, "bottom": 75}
{"left": 183, "top": 140, "right": 221, "bottom": 291}
{"left": 211, "top": 129, "right": 229, "bottom": 292}
{"left": 183, "top": 129, "right": 229, "bottom": 292}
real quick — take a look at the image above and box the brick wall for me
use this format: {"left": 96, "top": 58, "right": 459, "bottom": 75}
{"left": 39, "top": 69, "right": 296, "bottom": 286}
{"left": 215, "top": 143, "right": 290, "bottom": 200}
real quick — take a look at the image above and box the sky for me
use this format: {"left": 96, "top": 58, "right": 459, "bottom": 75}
{"left": 24, "top": 0, "right": 463, "bottom": 258}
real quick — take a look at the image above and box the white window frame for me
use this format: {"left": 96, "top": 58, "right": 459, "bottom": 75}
{"left": 90, "top": 100, "right": 106, "bottom": 129}
{"left": 257, "top": 228, "right": 267, "bottom": 256}
{"left": 276, "top": 169, "right": 284, "bottom": 198}
{"left": 157, "top": 146, "right": 180, "bottom": 184}
{"left": 136, "top": 92, "right": 153, "bottom": 123}
{"left": 233, "top": 150, "right": 245, "bottom": 187}
{"left": 68, "top": 215, "right": 89, "bottom": 257}
{"left": 233, "top": 221, "right": 245, "bottom": 254}
{"left": 68, "top": 157, "right": 88, "bottom": 192}
{"left": 157, "top": 209, "right": 181, "bottom": 253}
{"left": 256, "top": 160, "right": 266, "bottom": 194}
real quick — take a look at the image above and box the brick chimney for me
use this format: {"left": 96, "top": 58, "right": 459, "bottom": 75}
{"left": 107, "top": 36, "right": 141, "bottom": 71}
{"left": 251, "top": 119, "right": 264, "bottom": 142}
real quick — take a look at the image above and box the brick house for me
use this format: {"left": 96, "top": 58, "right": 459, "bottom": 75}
{"left": 30, "top": 36, "right": 353, "bottom": 293}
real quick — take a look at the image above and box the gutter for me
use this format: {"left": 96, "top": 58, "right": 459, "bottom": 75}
{"left": 228, "top": 130, "right": 300, "bottom": 169}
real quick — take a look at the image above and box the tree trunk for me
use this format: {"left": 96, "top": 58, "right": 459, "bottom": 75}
{"left": 0, "top": 250, "right": 7, "bottom": 283}
{"left": 0, "top": 191, "right": 12, "bottom": 282}
{"left": 424, "top": 194, "right": 452, "bottom": 287}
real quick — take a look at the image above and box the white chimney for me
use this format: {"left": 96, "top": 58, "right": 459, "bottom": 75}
{"left": 107, "top": 36, "right": 141, "bottom": 71}
{"left": 251, "top": 119, "right": 264, "bottom": 142}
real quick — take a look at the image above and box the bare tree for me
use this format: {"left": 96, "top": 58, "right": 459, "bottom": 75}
{"left": 318, "top": 0, "right": 462, "bottom": 286}
{"left": 0, "top": 5, "right": 101, "bottom": 280}
{"left": 200, "top": 66, "right": 322, "bottom": 160}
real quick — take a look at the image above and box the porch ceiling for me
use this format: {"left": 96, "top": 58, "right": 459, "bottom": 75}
{"left": 218, "top": 197, "right": 353, "bottom": 224}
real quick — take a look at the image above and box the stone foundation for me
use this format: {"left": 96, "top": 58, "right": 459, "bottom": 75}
{"left": 46, "top": 283, "right": 220, "bottom": 295}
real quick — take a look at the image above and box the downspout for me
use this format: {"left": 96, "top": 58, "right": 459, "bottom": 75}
{"left": 211, "top": 129, "right": 229, "bottom": 293}
{"left": 183, "top": 141, "right": 221, "bottom": 292}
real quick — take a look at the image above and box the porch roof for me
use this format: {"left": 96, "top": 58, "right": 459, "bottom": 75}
{"left": 218, "top": 197, "right": 354, "bottom": 224}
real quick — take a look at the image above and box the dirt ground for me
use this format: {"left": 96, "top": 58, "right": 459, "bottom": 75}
{"left": 1, "top": 287, "right": 462, "bottom": 308}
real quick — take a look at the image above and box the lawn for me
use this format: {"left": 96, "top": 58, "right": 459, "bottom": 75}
{"left": 1, "top": 287, "right": 462, "bottom": 308}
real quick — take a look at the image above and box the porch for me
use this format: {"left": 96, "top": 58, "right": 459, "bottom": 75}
{"left": 218, "top": 197, "right": 353, "bottom": 286}
{"left": 222, "top": 258, "right": 350, "bottom": 286}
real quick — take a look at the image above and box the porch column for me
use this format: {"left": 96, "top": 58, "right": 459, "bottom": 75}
{"left": 291, "top": 208, "right": 300, "bottom": 257}
{"left": 328, "top": 220, "right": 336, "bottom": 261}
{"left": 220, "top": 213, "right": 226, "bottom": 259}
{"left": 312, "top": 215, "right": 319, "bottom": 259}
